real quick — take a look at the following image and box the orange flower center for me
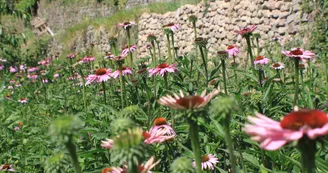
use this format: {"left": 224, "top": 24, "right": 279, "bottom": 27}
{"left": 176, "top": 96, "right": 205, "bottom": 109}
{"left": 142, "top": 131, "right": 151, "bottom": 139}
{"left": 2, "top": 164, "right": 10, "bottom": 169}
{"left": 201, "top": 155, "right": 210, "bottom": 162}
{"left": 255, "top": 56, "right": 264, "bottom": 61}
{"left": 102, "top": 168, "right": 112, "bottom": 173}
{"left": 280, "top": 110, "right": 328, "bottom": 130}
{"left": 290, "top": 48, "right": 303, "bottom": 55}
{"left": 96, "top": 68, "right": 107, "bottom": 75}
{"left": 154, "top": 117, "right": 167, "bottom": 125}
{"left": 122, "top": 66, "right": 127, "bottom": 70}
{"left": 20, "top": 98, "right": 26, "bottom": 101}
{"left": 124, "top": 22, "right": 130, "bottom": 25}
{"left": 138, "top": 166, "right": 145, "bottom": 172}
{"left": 227, "top": 45, "right": 235, "bottom": 50}
{"left": 217, "top": 51, "right": 228, "bottom": 55}
{"left": 157, "top": 63, "right": 169, "bottom": 68}
{"left": 273, "top": 63, "right": 281, "bottom": 67}
{"left": 166, "top": 23, "right": 175, "bottom": 27}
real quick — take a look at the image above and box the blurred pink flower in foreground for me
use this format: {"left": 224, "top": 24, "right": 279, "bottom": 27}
{"left": 234, "top": 25, "right": 257, "bottom": 36}
{"left": 85, "top": 68, "right": 112, "bottom": 85}
{"left": 254, "top": 56, "right": 270, "bottom": 65}
{"left": 226, "top": 45, "right": 240, "bottom": 57}
{"left": 0, "top": 164, "right": 15, "bottom": 172}
{"left": 192, "top": 154, "right": 219, "bottom": 170}
{"left": 148, "top": 63, "right": 178, "bottom": 77}
{"left": 111, "top": 156, "right": 160, "bottom": 173}
{"left": 111, "top": 66, "right": 133, "bottom": 79}
{"left": 101, "top": 139, "right": 114, "bottom": 149}
{"left": 243, "top": 109, "right": 328, "bottom": 150}
{"left": 281, "top": 48, "right": 315, "bottom": 61}
{"left": 28, "top": 67, "right": 39, "bottom": 73}
{"left": 9, "top": 66, "right": 18, "bottom": 73}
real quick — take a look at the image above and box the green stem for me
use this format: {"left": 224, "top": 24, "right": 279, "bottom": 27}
{"left": 79, "top": 69, "right": 87, "bottom": 113}
{"left": 293, "top": 59, "right": 300, "bottom": 107}
{"left": 199, "top": 46, "right": 208, "bottom": 85}
{"left": 224, "top": 114, "right": 237, "bottom": 173}
{"left": 102, "top": 81, "right": 107, "bottom": 104}
{"left": 171, "top": 32, "right": 177, "bottom": 60}
{"left": 188, "top": 117, "right": 202, "bottom": 173}
{"left": 65, "top": 136, "right": 82, "bottom": 173}
{"left": 233, "top": 55, "right": 237, "bottom": 81}
{"left": 164, "top": 73, "right": 168, "bottom": 90}
{"left": 156, "top": 40, "right": 161, "bottom": 59}
{"left": 142, "top": 77, "right": 152, "bottom": 129}
{"left": 298, "top": 137, "right": 316, "bottom": 173}
{"left": 222, "top": 59, "right": 228, "bottom": 94}
{"left": 258, "top": 69, "right": 263, "bottom": 88}
{"left": 166, "top": 34, "right": 172, "bottom": 64}
{"left": 119, "top": 65, "right": 124, "bottom": 109}
{"left": 151, "top": 41, "right": 157, "bottom": 67}
{"left": 245, "top": 36, "right": 254, "bottom": 68}
{"left": 326, "top": 53, "right": 328, "bottom": 102}
{"left": 126, "top": 29, "right": 133, "bottom": 68}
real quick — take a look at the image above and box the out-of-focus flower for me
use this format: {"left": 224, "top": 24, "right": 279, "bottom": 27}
{"left": 158, "top": 89, "right": 219, "bottom": 110}
{"left": 148, "top": 63, "right": 178, "bottom": 77}
{"left": 192, "top": 154, "right": 219, "bottom": 170}
{"left": 281, "top": 48, "right": 315, "bottom": 61}
{"left": 271, "top": 62, "right": 285, "bottom": 70}
{"left": 67, "top": 54, "right": 76, "bottom": 59}
{"left": 20, "top": 64, "right": 26, "bottom": 71}
{"left": 9, "top": 66, "right": 18, "bottom": 73}
{"left": 0, "top": 58, "right": 7, "bottom": 62}
{"left": 226, "top": 45, "right": 240, "bottom": 57}
{"left": 243, "top": 109, "right": 328, "bottom": 150}
{"left": 14, "top": 126, "right": 20, "bottom": 131}
{"left": 7, "top": 86, "right": 14, "bottom": 90}
{"left": 42, "top": 79, "right": 49, "bottom": 84}
{"left": 122, "top": 45, "right": 137, "bottom": 56}
{"left": 85, "top": 68, "right": 112, "bottom": 85}
{"left": 28, "top": 67, "right": 39, "bottom": 73}
{"left": 80, "top": 56, "right": 95, "bottom": 64}
{"left": 118, "top": 21, "right": 136, "bottom": 30}
{"left": 101, "top": 139, "right": 114, "bottom": 149}
{"left": 27, "top": 74, "right": 38, "bottom": 80}
{"left": 0, "top": 64, "right": 4, "bottom": 70}
{"left": 54, "top": 73, "right": 60, "bottom": 78}
{"left": 254, "top": 56, "right": 270, "bottom": 65}
{"left": 272, "top": 36, "right": 282, "bottom": 42}
{"left": 111, "top": 66, "right": 133, "bottom": 79}
{"left": 18, "top": 98, "right": 28, "bottom": 104}
{"left": 0, "top": 164, "right": 15, "bottom": 172}
{"left": 9, "top": 80, "right": 15, "bottom": 84}
{"left": 234, "top": 25, "right": 257, "bottom": 36}
{"left": 163, "top": 23, "right": 180, "bottom": 32}
{"left": 104, "top": 52, "right": 115, "bottom": 60}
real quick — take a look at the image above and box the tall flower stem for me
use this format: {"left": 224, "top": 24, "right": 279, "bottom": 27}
{"left": 293, "top": 58, "right": 300, "bottom": 107}
{"left": 298, "top": 137, "right": 316, "bottom": 173}
{"left": 142, "top": 77, "right": 152, "bottom": 128}
{"left": 166, "top": 34, "right": 173, "bottom": 64}
{"left": 190, "top": 22, "right": 197, "bottom": 78}
{"left": 258, "top": 69, "right": 263, "bottom": 88}
{"left": 151, "top": 41, "right": 157, "bottom": 67}
{"left": 221, "top": 59, "right": 228, "bottom": 94}
{"left": 78, "top": 69, "right": 87, "bottom": 113}
{"left": 119, "top": 65, "right": 125, "bottom": 109}
{"left": 65, "top": 136, "right": 82, "bottom": 173}
{"left": 233, "top": 55, "right": 237, "bottom": 81}
{"left": 199, "top": 46, "right": 208, "bottom": 85}
{"left": 126, "top": 29, "right": 133, "bottom": 68}
{"left": 224, "top": 114, "right": 237, "bottom": 173}
{"left": 156, "top": 40, "right": 161, "bottom": 59}
{"left": 245, "top": 36, "right": 254, "bottom": 68}
{"left": 102, "top": 81, "right": 107, "bottom": 104}
{"left": 170, "top": 33, "right": 177, "bottom": 60}
{"left": 164, "top": 73, "right": 168, "bottom": 90}
{"left": 325, "top": 52, "right": 328, "bottom": 102}
{"left": 187, "top": 116, "right": 201, "bottom": 173}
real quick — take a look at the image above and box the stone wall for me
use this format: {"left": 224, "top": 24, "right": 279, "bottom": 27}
{"left": 136, "top": 0, "right": 314, "bottom": 58}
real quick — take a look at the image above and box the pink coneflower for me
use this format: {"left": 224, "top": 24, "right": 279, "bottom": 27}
{"left": 234, "top": 25, "right": 257, "bottom": 36}
{"left": 122, "top": 45, "right": 137, "bottom": 56}
{"left": 0, "top": 164, "right": 15, "bottom": 172}
{"left": 67, "top": 54, "right": 76, "bottom": 59}
{"left": 281, "top": 48, "right": 315, "bottom": 61}
{"left": 7, "top": 86, "right": 14, "bottom": 90}
{"left": 10, "top": 80, "right": 15, "bottom": 84}
{"left": 149, "top": 117, "right": 175, "bottom": 136}
{"left": 0, "top": 64, "right": 4, "bottom": 70}
{"left": 27, "top": 74, "right": 38, "bottom": 80}
{"left": 143, "top": 129, "right": 175, "bottom": 144}
{"left": 118, "top": 21, "right": 136, "bottom": 29}
{"left": 27, "top": 67, "right": 39, "bottom": 73}
{"left": 85, "top": 68, "right": 112, "bottom": 85}
{"left": 111, "top": 55, "right": 126, "bottom": 61}
{"left": 101, "top": 138, "right": 114, "bottom": 149}
{"left": 53, "top": 73, "right": 60, "bottom": 78}
{"left": 271, "top": 62, "right": 285, "bottom": 70}
{"left": 80, "top": 56, "right": 95, "bottom": 64}
{"left": 9, "top": 66, "right": 18, "bottom": 73}
{"left": 158, "top": 89, "right": 219, "bottom": 110}
{"left": 18, "top": 98, "right": 28, "bottom": 104}
{"left": 14, "top": 126, "right": 21, "bottom": 131}
{"left": 104, "top": 52, "right": 115, "bottom": 59}
{"left": 0, "top": 58, "right": 7, "bottom": 62}
{"left": 226, "top": 45, "right": 240, "bottom": 57}
{"left": 243, "top": 109, "right": 328, "bottom": 150}
{"left": 111, "top": 66, "right": 133, "bottom": 79}
{"left": 148, "top": 63, "right": 178, "bottom": 77}
{"left": 111, "top": 157, "right": 160, "bottom": 173}
{"left": 19, "top": 64, "right": 26, "bottom": 71}
{"left": 254, "top": 56, "right": 270, "bottom": 65}
{"left": 163, "top": 23, "right": 180, "bottom": 32}
{"left": 193, "top": 154, "right": 219, "bottom": 170}
{"left": 38, "top": 59, "right": 50, "bottom": 66}
{"left": 15, "top": 83, "right": 22, "bottom": 88}
{"left": 42, "top": 79, "right": 49, "bottom": 84}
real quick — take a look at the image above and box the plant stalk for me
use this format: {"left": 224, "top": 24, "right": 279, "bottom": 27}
{"left": 102, "top": 81, "right": 107, "bottom": 104}
{"left": 199, "top": 46, "right": 208, "bottom": 85}
{"left": 293, "top": 58, "right": 300, "bottom": 107}
{"left": 224, "top": 114, "right": 237, "bottom": 173}
{"left": 188, "top": 117, "right": 202, "bottom": 173}
{"left": 222, "top": 59, "right": 228, "bottom": 94}
{"left": 298, "top": 137, "right": 316, "bottom": 173}
{"left": 65, "top": 136, "right": 82, "bottom": 173}
{"left": 166, "top": 34, "right": 173, "bottom": 64}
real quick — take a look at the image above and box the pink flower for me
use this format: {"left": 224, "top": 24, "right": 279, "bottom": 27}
{"left": 148, "top": 63, "right": 178, "bottom": 77}
{"left": 254, "top": 56, "right": 270, "bottom": 65}
{"left": 42, "top": 79, "right": 49, "bottom": 84}
{"left": 14, "top": 126, "right": 21, "bottom": 131}
{"left": 144, "top": 117, "right": 176, "bottom": 144}
{"left": 226, "top": 45, "right": 240, "bottom": 57}
{"left": 20, "top": 64, "right": 26, "bottom": 71}
{"left": 101, "top": 139, "right": 114, "bottom": 149}
{"left": 27, "top": 74, "right": 38, "bottom": 80}
{"left": 10, "top": 80, "right": 15, "bottom": 84}
{"left": 111, "top": 55, "right": 126, "bottom": 61}
{"left": 0, "top": 164, "right": 15, "bottom": 172}
{"left": 118, "top": 21, "right": 136, "bottom": 30}
{"left": 111, "top": 66, "right": 133, "bottom": 79}
{"left": 18, "top": 98, "right": 28, "bottom": 104}
{"left": 243, "top": 109, "right": 328, "bottom": 151}
{"left": 121, "top": 45, "right": 137, "bottom": 56}
{"left": 85, "top": 68, "right": 112, "bottom": 85}
{"left": 104, "top": 52, "right": 115, "bottom": 59}
{"left": 163, "top": 23, "right": 180, "bottom": 32}
{"left": 54, "top": 73, "right": 60, "bottom": 78}
{"left": 7, "top": 86, "right": 14, "bottom": 90}
{"left": 158, "top": 89, "right": 219, "bottom": 110}
{"left": 0, "top": 64, "right": 4, "bottom": 70}
{"left": 15, "top": 83, "right": 22, "bottom": 88}
{"left": 9, "top": 66, "right": 18, "bottom": 73}
{"left": 271, "top": 62, "right": 285, "bottom": 70}
{"left": 67, "top": 54, "right": 76, "bottom": 59}
{"left": 149, "top": 117, "right": 175, "bottom": 136}
{"left": 28, "top": 67, "right": 39, "bottom": 73}
{"left": 80, "top": 56, "right": 95, "bottom": 64}
{"left": 0, "top": 58, "right": 7, "bottom": 62}
{"left": 193, "top": 154, "right": 219, "bottom": 170}
{"left": 38, "top": 59, "right": 50, "bottom": 66}
{"left": 234, "top": 25, "right": 257, "bottom": 36}
{"left": 281, "top": 48, "right": 315, "bottom": 61}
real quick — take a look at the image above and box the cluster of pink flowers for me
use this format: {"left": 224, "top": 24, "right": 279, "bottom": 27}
{"left": 282, "top": 48, "right": 315, "bottom": 62}
{"left": 148, "top": 63, "right": 178, "bottom": 77}
{"left": 144, "top": 117, "right": 175, "bottom": 144}
{"left": 254, "top": 56, "right": 270, "bottom": 65}
{"left": 121, "top": 45, "right": 137, "bottom": 57}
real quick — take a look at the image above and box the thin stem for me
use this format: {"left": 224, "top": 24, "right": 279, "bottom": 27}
{"left": 164, "top": 73, "right": 168, "bottom": 90}
{"left": 126, "top": 29, "right": 133, "bottom": 68}
{"left": 224, "top": 114, "right": 237, "bottom": 173}
{"left": 65, "top": 137, "right": 82, "bottom": 173}
{"left": 233, "top": 55, "right": 237, "bottom": 81}
{"left": 326, "top": 52, "right": 328, "bottom": 102}
{"left": 156, "top": 40, "right": 161, "bottom": 59}
{"left": 79, "top": 69, "right": 87, "bottom": 113}
{"left": 119, "top": 65, "right": 124, "bottom": 109}
{"left": 188, "top": 117, "right": 201, "bottom": 173}
{"left": 166, "top": 34, "right": 172, "bottom": 64}
{"left": 142, "top": 77, "right": 151, "bottom": 129}
{"left": 222, "top": 59, "right": 228, "bottom": 94}
{"left": 245, "top": 36, "right": 255, "bottom": 68}
{"left": 199, "top": 46, "right": 208, "bottom": 85}
{"left": 171, "top": 33, "right": 177, "bottom": 60}
{"left": 298, "top": 137, "right": 316, "bottom": 173}
{"left": 258, "top": 69, "right": 263, "bottom": 88}
{"left": 102, "top": 81, "right": 107, "bottom": 104}
{"left": 151, "top": 41, "right": 157, "bottom": 67}
{"left": 293, "top": 58, "right": 300, "bottom": 107}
